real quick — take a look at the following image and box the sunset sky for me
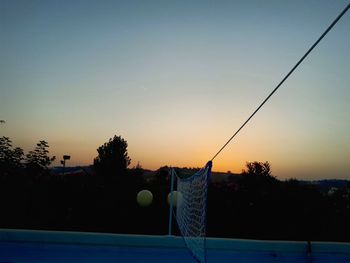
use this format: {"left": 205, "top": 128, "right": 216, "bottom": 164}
{"left": 1, "top": 0, "right": 349, "bottom": 179}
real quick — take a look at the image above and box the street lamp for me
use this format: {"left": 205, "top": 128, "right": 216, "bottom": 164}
{"left": 61, "top": 155, "right": 71, "bottom": 174}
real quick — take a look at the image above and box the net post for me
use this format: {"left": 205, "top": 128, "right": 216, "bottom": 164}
{"left": 168, "top": 168, "right": 175, "bottom": 236}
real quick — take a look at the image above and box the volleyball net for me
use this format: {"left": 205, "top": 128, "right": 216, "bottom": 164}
{"left": 171, "top": 161, "right": 212, "bottom": 263}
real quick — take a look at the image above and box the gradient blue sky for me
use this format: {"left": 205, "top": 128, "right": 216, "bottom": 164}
{"left": 1, "top": 0, "right": 349, "bottom": 179}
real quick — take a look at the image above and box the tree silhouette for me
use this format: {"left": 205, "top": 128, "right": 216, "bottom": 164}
{"left": 243, "top": 161, "right": 272, "bottom": 177}
{"left": 0, "top": 136, "right": 24, "bottom": 175}
{"left": 239, "top": 161, "right": 277, "bottom": 197}
{"left": 93, "top": 135, "right": 131, "bottom": 177}
{"left": 25, "top": 140, "right": 55, "bottom": 176}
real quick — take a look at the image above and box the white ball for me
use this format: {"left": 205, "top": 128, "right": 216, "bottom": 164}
{"left": 137, "top": 190, "right": 153, "bottom": 207}
{"left": 167, "top": 191, "right": 183, "bottom": 207}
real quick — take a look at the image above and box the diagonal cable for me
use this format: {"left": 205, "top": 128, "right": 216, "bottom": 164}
{"left": 211, "top": 3, "right": 350, "bottom": 161}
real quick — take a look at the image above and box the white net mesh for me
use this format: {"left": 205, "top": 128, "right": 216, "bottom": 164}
{"left": 174, "top": 161, "right": 212, "bottom": 263}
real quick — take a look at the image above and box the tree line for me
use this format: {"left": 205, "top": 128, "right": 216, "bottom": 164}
{"left": 0, "top": 137, "right": 55, "bottom": 177}
{"left": 0, "top": 135, "right": 349, "bottom": 242}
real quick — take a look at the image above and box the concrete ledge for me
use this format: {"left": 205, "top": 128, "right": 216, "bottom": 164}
{"left": 1, "top": 229, "right": 349, "bottom": 255}
{"left": 0, "top": 229, "right": 185, "bottom": 249}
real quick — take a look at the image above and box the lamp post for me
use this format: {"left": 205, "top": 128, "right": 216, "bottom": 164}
{"left": 60, "top": 155, "right": 70, "bottom": 174}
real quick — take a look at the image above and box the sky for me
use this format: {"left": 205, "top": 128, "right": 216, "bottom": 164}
{"left": 1, "top": 0, "right": 349, "bottom": 180}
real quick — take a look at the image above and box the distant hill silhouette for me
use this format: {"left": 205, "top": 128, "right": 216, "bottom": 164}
{"left": 50, "top": 166, "right": 94, "bottom": 176}
{"left": 301, "top": 179, "right": 349, "bottom": 193}
{"left": 50, "top": 166, "right": 348, "bottom": 192}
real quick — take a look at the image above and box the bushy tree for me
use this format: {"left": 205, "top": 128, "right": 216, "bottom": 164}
{"left": 239, "top": 161, "right": 277, "bottom": 194}
{"left": 25, "top": 140, "right": 55, "bottom": 176}
{"left": 93, "top": 135, "right": 131, "bottom": 177}
{"left": 243, "top": 161, "right": 272, "bottom": 177}
{"left": 0, "top": 136, "right": 24, "bottom": 175}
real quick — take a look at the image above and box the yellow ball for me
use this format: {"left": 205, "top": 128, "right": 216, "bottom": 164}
{"left": 167, "top": 191, "right": 183, "bottom": 207}
{"left": 137, "top": 190, "right": 153, "bottom": 207}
